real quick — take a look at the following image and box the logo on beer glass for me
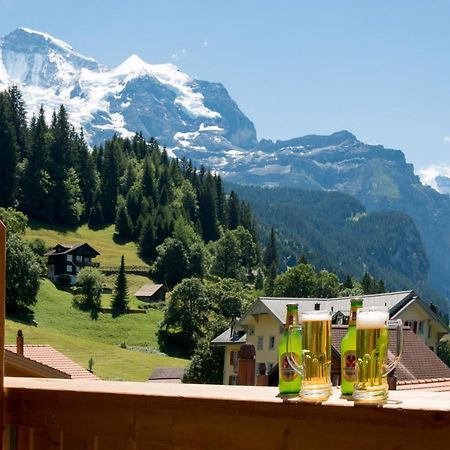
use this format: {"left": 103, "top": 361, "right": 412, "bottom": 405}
{"left": 353, "top": 307, "right": 403, "bottom": 404}
{"left": 287, "top": 310, "right": 332, "bottom": 403}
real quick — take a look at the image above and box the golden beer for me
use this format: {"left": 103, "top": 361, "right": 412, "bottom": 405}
{"left": 288, "top": 310, "right": 332, "bottom": 402}
{"left": 353, "top": 308, "right": 403, "bottom": 403}
{"left": 300, "top": 311, "right": 331, "bottom": 400}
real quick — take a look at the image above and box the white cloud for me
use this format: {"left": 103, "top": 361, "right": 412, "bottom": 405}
{"left": 444, "top": 136, "right": 450, "bottom": 142}
{"left": 170, "top": 53, "right": 178, "bottom": 60}
{"left": 203, "top": 40, "right": 208, "bottom": 46}
{"left": 417, "top": 164, "right": 450, "bottom": 190}
{"left": 181, "top": 48, "right": 187, "bottom": 54}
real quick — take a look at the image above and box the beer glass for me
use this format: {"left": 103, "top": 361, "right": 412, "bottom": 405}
{"left": 353, "top": 307, "right": 403, "bottom": 404}
{"left": 287, "top": 310, "right": 332, "bottom": 402}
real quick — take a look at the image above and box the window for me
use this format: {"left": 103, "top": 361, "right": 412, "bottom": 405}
{"left": 257, "top": 336, "right": 264, "bottom": 351}
{"left": 405, "top": 320, "right": 418, "bottom": 333}
{"left": 66, "top": 254, "right": 73, "bottom": 262}
{"left": 279, "top": 325, "right": 284, "bottom": 335}
{"left": 418, "top": 321, "right": 424, "bottom": 334}
{"left": 269, "top": 336, "right": 275, "bottom": 350}
{"left": 267, "top": 362, "right": 274, "bottom": 372}
{"left": 428, "top": 323, "right": 432, "bottom": 339}
{"left": 66, "top": 264, "right": 72, "bottom": 273}
{"left": 248, "top": 326, "right": 255, "bottom": 336}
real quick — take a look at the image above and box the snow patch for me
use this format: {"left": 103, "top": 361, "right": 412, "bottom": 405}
{"left": 248, "top": 164, "right": 292, "bottom": 175}
{"left": 199, "top": 123, "right": 223, "bottom": 132}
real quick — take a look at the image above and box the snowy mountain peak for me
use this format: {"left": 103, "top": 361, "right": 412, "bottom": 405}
{"left": 0, "top": 27, "right": 101, "bottom": 88}
{"left": 116, "top": 54, "right": 148, "bottom": 72}
{"left": 16, "top": 27, "right": 96, "bottom": 61}
{"left": 0, "top": 27, "right": 257, "bottom": 150}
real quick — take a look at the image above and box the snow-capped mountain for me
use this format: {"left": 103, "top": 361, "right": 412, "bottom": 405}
{"left": 0, "top": 27, "right": 257, "bottom": 151}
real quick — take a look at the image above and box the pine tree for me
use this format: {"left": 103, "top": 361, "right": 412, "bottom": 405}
{"left": 59, "top": 168, "right": 85, "bottom": 225}
{"left": 255, "top": 268, "right": 264, "bottom": 290}
{"left": 0, "top": 93, "right": 18, "bottom": 207}
{"left": 227, "top": 190, "right": 240, "bottom": 230}
{"left": 263, "top": 228, "right": 278, "bottom": 270}
{"left": 88, "top": 199, "right": 104, "bottom": 229}
{"left": 100, "top": 139, "right": 121, "bottom": 223}
{"left": 22, "top": 106, "right": 51, "bottom": 219}
{"left": 75, "top": 130, "right": 98, "bottom": 216}
{"left": 139, "top": 217, "right": 157, "bottom": 261}
{"left": 115, "top": 196, "right": 133, "bottom": 240}
{"left": 198, "top": 174, "right": 219, "bottom": 242}
{"left": 264, "top": 262, "right": 277, "bottom": 296}
{"left": 111, "top": 256, "right": 129, "bottom": 315}
{"left": 343, "top": 274, "right": 353, "bottom": 289}
{"left": 6, "top": 86, "right": 29, "bottom": 160}
{"left": 215, "top": 175, "right": 227, "bottom": 226}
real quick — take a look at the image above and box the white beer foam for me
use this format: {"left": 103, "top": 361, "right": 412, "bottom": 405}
{"left": 356, "top": 310, "right": 387, "bottom": 329}
{"left": 302, "top": 310, "right": 331, "bottom": 322}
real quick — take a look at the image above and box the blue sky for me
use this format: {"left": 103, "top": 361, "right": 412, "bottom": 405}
{"left": 1, "top": 0, "right": 450, "bottom": 172}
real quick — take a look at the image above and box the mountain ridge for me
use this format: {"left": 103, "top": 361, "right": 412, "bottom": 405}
{"left": 1, "top": 27, "right": 450, "bottom": 310}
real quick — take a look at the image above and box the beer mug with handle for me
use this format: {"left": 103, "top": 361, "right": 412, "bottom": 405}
{"left": 353, "top": 307, "right": 403, "bottom": 404}
{"left": 287, "top": 310, "right": 333, "bottom": 402}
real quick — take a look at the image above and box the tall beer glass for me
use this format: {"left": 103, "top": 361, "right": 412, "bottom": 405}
{"left": 287, "top": 310, "right": 332, "bottom": 402}
{"left": 353, "top": 307, "right": 403, "bottom": 404}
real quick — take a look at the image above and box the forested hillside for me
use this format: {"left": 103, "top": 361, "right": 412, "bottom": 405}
{"left": 0, "top": 87, "right": 257, "bottom": 274}
{"left": 229, "top": 183, "right": 448, "bottom": 313}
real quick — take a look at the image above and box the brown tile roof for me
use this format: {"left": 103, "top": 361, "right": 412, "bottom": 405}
{"left": 331, "top": 326, "right": 450, "bottom": 383}
{"left": 135, "top": 284, "right": 164, "bottom": 297}
{"left": 5, "top": 345, "right": 99, "bottom": 380}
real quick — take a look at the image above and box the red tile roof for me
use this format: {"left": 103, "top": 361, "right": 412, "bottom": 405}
{"left": 331, "top": 325, "right": 450, "bottom": 383}
{"left": 5, "top": 345, "right": 99, "bottom": 380}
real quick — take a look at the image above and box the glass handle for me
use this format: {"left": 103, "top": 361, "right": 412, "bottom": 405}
{"left": 383, "top": 319, "right": 403, "bottom": 376}
{"left": 286, "top": 325, "right": 303, "bottom": 376}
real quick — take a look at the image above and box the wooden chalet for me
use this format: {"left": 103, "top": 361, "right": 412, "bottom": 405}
{"left": 135, "top": 284, "right": 166, "bottom": 302}
{"left": 45, "top": 242, "right": 100, "bottom": 285}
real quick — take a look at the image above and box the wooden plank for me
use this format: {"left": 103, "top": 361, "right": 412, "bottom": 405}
{"left": 32, "top": 428, "right": 61, "bottom": 450}
{"left": 62, "top": 433, "right": 94, "bottom": 450}
{"left": 16, "top": 426, "right": 32, "bottom": 450}
{"left": 96, "top": 436, "right": 136, "bottom": 450}
{"left": 3, "top": 380, "right": 450, "bottom": 450}
{"left": 0, "top": 221, "right": 6, "bottom": 449}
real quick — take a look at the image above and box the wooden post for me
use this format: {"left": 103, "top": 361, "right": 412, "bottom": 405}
{"left": 0, "top": 221, "right": 6, "bottom": 447}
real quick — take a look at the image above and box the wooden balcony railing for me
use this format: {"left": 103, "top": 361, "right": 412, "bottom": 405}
{"left": 3, "top": 377, "right": 450, "bottom": 450}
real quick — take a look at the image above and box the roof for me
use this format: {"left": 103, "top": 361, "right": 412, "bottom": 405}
{"left": 45, "top": 243, "right": 100, "bottom": 257}
{"left": 331, "top": 326, "right": 450, "bottom": 383}
{"left": 5, "top": 345, "right": 99, "bottom": 380}
{"left": 251, "top": 291, "right": 415, "bottom": 326}
{"left": 148, "top": 367, "right": 185, "bottom": 380}
{"left": 211, "top": 328, "right": 247, "bottom": 345}
{"left": 135, "top": 284, "right": 165, "bottom": 297}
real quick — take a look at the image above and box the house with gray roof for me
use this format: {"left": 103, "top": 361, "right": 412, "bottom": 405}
{"left": 212, "top": 290, "right": 449, "bottom": 386}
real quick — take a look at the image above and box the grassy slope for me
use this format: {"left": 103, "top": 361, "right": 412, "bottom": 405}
{"left": 15, "top": 224, "right": 186, "bottom": 380}
{"left": 6, "top": 280, "right": 186, "bottom": 380}
{"left": 26, "top": 223, "right": 146, "bottom": 267}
